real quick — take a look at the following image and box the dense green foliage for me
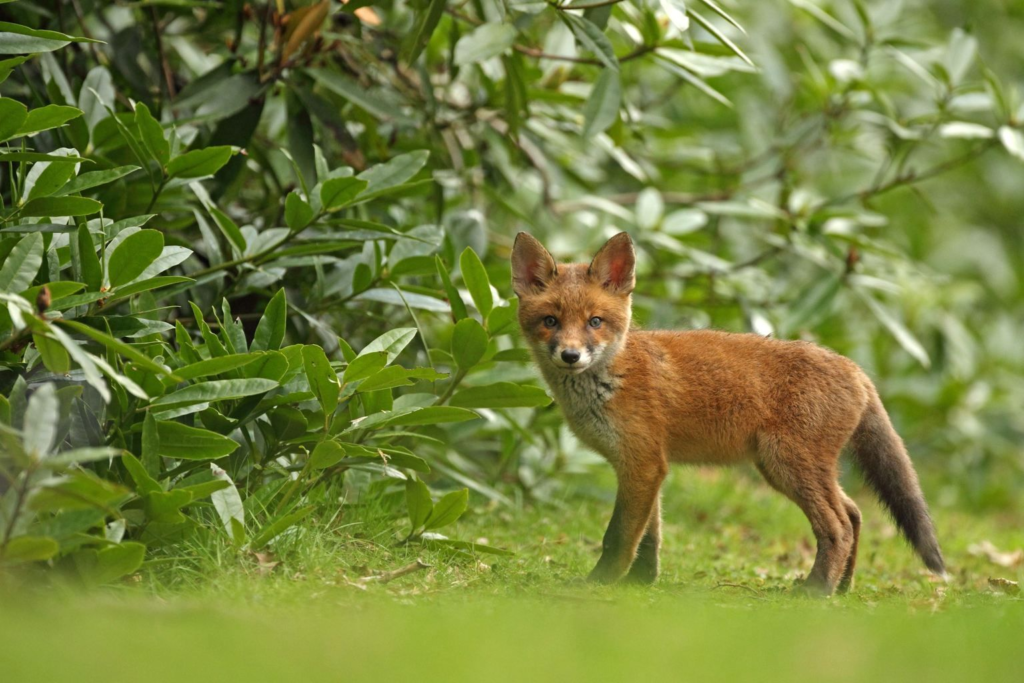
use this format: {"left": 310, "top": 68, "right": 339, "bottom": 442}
{"left": 1, "top": 0, "right": 1022, "bottom": 586}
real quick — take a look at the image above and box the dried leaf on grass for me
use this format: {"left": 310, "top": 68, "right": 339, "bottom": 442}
{"left": 968, "top": 540, "right": 1024, "bottom": 567}
{"left": 987, "top": 577, "right": 1020, "bottom": 595}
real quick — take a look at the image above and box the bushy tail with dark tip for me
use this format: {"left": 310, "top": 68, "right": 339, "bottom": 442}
{"left": 851, "top": 393, "right": 946, "bottom": 575}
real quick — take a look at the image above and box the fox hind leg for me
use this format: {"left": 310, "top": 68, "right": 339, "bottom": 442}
{"left": 756, "top": 444, "right": 855, "bottom": 596}
{"left": 836, "top": 492, "right": 862, "bottom": 593}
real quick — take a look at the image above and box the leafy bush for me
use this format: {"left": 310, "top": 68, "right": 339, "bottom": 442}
{"left": 2, "top": 0, "right": 1023, "bottom": 580}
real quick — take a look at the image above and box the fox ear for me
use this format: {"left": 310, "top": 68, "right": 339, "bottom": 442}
{"left": 511, "top": 232, "right": 558, "bottom": 297}
{"left": 589, "top": 232, "right": 635, "bottom": 295}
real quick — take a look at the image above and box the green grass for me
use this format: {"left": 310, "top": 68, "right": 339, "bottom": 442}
{"left": 2, "top": 467, "right": 1022, "bottom": 682}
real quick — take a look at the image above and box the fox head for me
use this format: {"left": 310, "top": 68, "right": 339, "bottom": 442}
{"left": 511, "top": 232, "right": 635, "bottom": 374}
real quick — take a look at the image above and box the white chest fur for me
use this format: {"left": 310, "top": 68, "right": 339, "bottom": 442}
{"left": 545, "top": 365, "right": 620, "bottom": 460}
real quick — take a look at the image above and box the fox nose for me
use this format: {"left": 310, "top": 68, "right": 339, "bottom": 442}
{"left": 561, "top": 349, "right": 581, "bottom": 364}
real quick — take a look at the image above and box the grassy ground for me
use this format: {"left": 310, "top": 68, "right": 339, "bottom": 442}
{"left": 2, "top": 467, "right": 1022, "bottom": 682}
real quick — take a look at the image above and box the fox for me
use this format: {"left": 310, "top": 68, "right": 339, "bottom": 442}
{"left": 511, "top": 231, "right": 946, "bottom": 595}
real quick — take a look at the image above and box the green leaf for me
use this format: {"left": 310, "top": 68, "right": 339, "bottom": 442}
{"left": 998, "top": 126, "right": 1024, "bottom": 160}
{"left": 20, "top": 281, "right": 83, "bottom": 302}
{"left": 302, "top": 344, "right": 339, "bottom": 419}
{"left": 1, "top": 536, "right": 59, "bottom": 565}
{"left": 0, "top": 232, "right": 43, "bottom": 292}
{"left": 107, "top": 275, "right": 191, "bottom": 301}
{"left": 208, "top": 206, "right": 247, "bottom": 256}
{"left": 19, "top": 196, "right": 102, "bottom": 218}
{"left": 154, "top": 420, "right": 238, "bottom": 460}
{"left": 166, "top": 146, "right": 234, "bottom": 179}
{"left": 320, "top": 176, "right": 368, "bottom": 212}
{"left": 359, "top": 328, "right": 417, "bottom": 365}
{"left": 460, "top": 247, "right": 493, "bottom": 318}
{"left": 424, "top": 488, "right": 468, "bottom": 530}
{"left": 80, "top": 66, "right": 114, "bottom": 132}
{"left": 309, "top": 440, "right": 346, "bottom": 470}
{"left": 0, "top": 151, "right": 89, "bottom": 163}
{"left": 210, "top": 465, "right": 244, "bottom": 539}
{"left": 405, "top": 477, "right": 433, "bottom": 530}
{"left": 72, "top": 542, "right": 146, "bottom": 588}
{"left": 151, "top": 378, "right": 278, "bottom": 408}
{"left": 688, "top": 9, "right": 754, "bottom": 67}
{"left": 343, "top": 351, "right": 388, "bottom": 383}
{"left": 341, "top": 443, "right": 430, "bottom": 473}
{"left": 451, "top": 318, "right": 488, "bottom": 369}
{"left": 175, "top": 479, "right": 230, "bottom": 501}
{"left": 356, "top": 366, "right": 447, "bottom": 393}
{"left": 0, "top": 21, "right": 103, "bottom": 55}
{"left": 106, "top": 229, "right": 164, "bottom": 288}
{"left": 45, "top": 326, "right": 111, "bottom": 402}
{"left": 0, "top": 56, "right": 30, "bottom": 84}
{"left": 659, "top": 0, "right": 690, "bottom": 32}
{"left": 370, "top": 406, "right": 478, "bottom": 429}
{"left": 249, "top": 505, "right": 315, "bottom": 550}
{"left": 449, "top": 382, "right": 552, "bottom": 408}
{"left": 141, "top": 412, "right": 160, "bottom": 475}
{"left": 0, "top": 97, "right": 28, "bottom": 140}
{"left": 454, "top": 23, "right": 517, "bottom": 66}
{"left": 25, "top": 159, "right": 77, "bottom": 202}
{"left": 30, "top": 470, "right": 129, "bottom": 512}
{"left": 862, "top": 295, "right": 931, "bottom": 369}
{"left": 241, "top": 350, "right": 288, "bottom": 382}
{"left": 582, "top": 68, "right": 621, "bottom": 138}
{"left": 561, "top": 13, "right": 619, "bottom": 71}
{"left": 305, "top": 68, "right": 415, "bottom": 123}
{"left": 356, "top": 150, "right": 430, "bottom": 201}
{"left": 143, "top": 489, "right": 192, "bottom": 523}
{"left": 492, "top": 348, "right": 532, "bottom": 362}
{"left": 436, "top": 256, "right": 468, "bottom": 322}
{"left": 41, "top": 447, "right": 122, "bottom": 469}
{"left": 284, "top": 191, "right": 314, "bottom": 231}
{"left": 122, "top": 452, "right": 162, "bottom": 495}
{"left": 134, "top": 102, "right": 170, "bottom": 166}
{"left": 58, "top": 319, "right": 175, "bottom": 379}
{"left": 402, "top": 0, "right": 447, "bottom": 64}
{"left": 488, "top": 302, "right": 518, "bottom": 336}
{"left": 17, "top": 104, "right": 83, "bottom": 137}
{"left": 781, "top": 273, "right": 842, "bottom": 333}
{"left": 34, "top": 333, "right": 71, "bottom": 374}
{"left": 175, "top": 354, "right": 262, "bottom": 381}
{"left": 23, "top": 383, "right": 58, "bottom": 458}
{"left": 251, "top": 289, "right": 287, "bottom": 352}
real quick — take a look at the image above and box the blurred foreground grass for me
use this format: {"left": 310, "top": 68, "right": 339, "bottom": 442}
{"left": 2, "top": 593, "right": 1023, "bottom": 683}
{"left": 2, "top": 468, "right": 1022, "bottom": 682}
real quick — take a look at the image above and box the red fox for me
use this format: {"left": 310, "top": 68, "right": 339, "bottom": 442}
{"left": 511, "top": 232, "right": 945, "bottom": 594}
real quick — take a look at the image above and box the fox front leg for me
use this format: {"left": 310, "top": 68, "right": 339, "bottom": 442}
{"left": 588, "top": 460, "right": 667, "bottom": 584}
{"left": 624, "top": 496, "right": 661, "bottom": 584}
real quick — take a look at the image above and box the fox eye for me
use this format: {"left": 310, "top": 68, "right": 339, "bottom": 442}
{"left": 589, "top": 317, "right": 603, "bottom": 329}
{"left": 543, "top": 316, "right": 558, "bottom": 328}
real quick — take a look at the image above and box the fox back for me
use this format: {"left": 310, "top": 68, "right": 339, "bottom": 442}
{"left": 511, "top": 231, "right": 945, "bottom": 594}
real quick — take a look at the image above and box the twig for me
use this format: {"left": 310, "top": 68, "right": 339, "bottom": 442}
{"left": 358, "top": 559, "right": 431, "bottom": 584}
{"left": 712, "top": 581, "right": 763, "bottom": 595}
{"left": 550, "top": 0, "right": 626, "bottom": 9}
{"left": 0, "top": 328, "right": 31, "bottom": 353}
{"left": 69, "top": 0, "right": 105, "bottom": 65}
{"left": 150, "top": 6, "right": 177, "bottom": 101}
{"left": 0, "top": 471, "right": 32, "bottom": 554}
{"left": 825, "top": 140, "right": 998, "bottom": 207}
{"left": 513, "top": 43, "right": 657, "bottom": 66}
